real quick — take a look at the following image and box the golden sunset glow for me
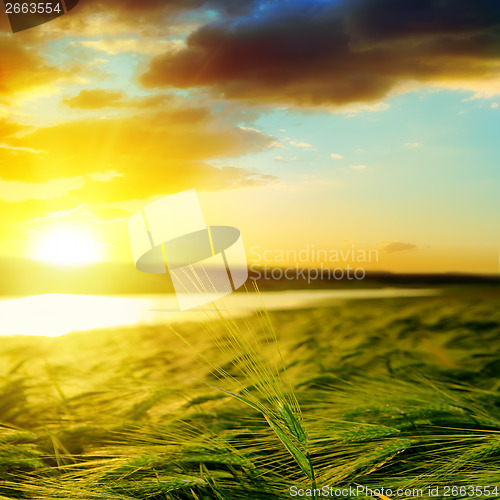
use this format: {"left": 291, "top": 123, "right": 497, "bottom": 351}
{"left": 0, "top": 0, "right": 499, "bottom": 284}
{"left": 32, "top": 226, "right": 103, "bottom": 266}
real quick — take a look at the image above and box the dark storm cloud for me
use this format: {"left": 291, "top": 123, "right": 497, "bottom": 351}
{"left": 139, "top": 0, "right": 500, "bottom": 106}
{"left": 345, "top": 0, "right": 500, "bottom": 41}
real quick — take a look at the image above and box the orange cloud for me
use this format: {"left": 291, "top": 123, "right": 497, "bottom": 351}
{"left": 0, "top": 98, "right": 278, "bottom": 202}
{"left": 63, "top": 89, "right": 126, "bottom": 109}
{"left": 0, "top": 35, "right": 63, "bottom": 100}
{"left": 0, "top": 118, "right": 27, "bottom": 140}
{"left": 9, "top": 0, "right": 234, "bottom": 40}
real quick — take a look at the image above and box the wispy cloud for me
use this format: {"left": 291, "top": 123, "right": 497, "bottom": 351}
{"left": 289, "top": 141, "right": 314, "bottom": 148}
{"left": 380, "top": 241, "right": 417, "bottom": 253}
{"left": 0, "top": 144, "right": 45, "bottom": 155}
{"left": 75, "top": 39, "right": 185, "bottom": 56}
{"left": 0, "top": 171, "right": 122, "bottom": 203}
{"left": 63, "top": 89, "right": 125, "bottom": 109}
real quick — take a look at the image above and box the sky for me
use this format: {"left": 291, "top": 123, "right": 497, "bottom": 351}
{"left": 1, "top": 0, "right": 500, "bottom": 276}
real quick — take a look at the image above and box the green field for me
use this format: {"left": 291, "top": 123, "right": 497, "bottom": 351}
{"left": 0, "top": 289, "right": 499, "bottom": 499}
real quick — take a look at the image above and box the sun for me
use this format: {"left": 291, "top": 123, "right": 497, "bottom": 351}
{"left": 32, "top": 226, "right": 104, "bottom": 267}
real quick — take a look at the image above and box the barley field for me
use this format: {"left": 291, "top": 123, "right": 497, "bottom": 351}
{"left": 0, "top": 288, "right": 499, "bottom": 499}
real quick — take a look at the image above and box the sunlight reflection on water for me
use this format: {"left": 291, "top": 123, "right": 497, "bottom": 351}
{"left": 0, "top": 289, "right": 438, "bottom": 337}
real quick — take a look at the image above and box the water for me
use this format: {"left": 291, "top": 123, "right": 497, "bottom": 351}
{"left": 0, "top": 288, "right": 437, "bottom": 337}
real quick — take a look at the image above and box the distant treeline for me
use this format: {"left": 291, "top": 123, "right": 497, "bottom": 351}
{"left": 0, "top": 258, "right": 499, "bottom": 296}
